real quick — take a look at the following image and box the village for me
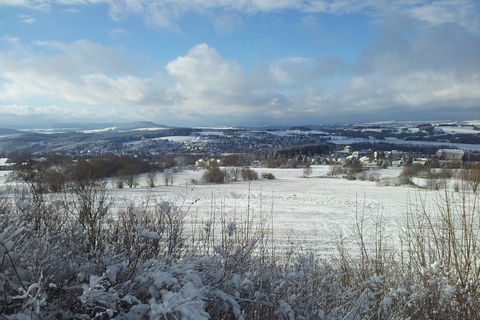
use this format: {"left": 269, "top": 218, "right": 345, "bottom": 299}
{"left": 0, "top": 122, "right": 478, "bottom": 182}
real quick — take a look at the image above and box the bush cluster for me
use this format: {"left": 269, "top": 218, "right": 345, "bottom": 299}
{"left": 202, "top": 166, "right": 259, "bottom": 184}
{"left": 400, "top": 162, "right": 480, "bottom": 191}
{"left": 328, "top": 163, "right": 366, "bottom": 180}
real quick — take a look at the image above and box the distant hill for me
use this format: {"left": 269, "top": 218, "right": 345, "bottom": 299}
{"left": 114, "top": 121, "right": 169, "bottom": 131}
{"left": 0, "top": 128, "right": 23, "bottom": 135}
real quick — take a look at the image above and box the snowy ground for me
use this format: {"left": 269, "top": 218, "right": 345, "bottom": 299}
{"left": 0, "top": 166, "right": 443, "bottom": 257}
{"left": 108, "top": 166, "right": 430, "bottom": 257}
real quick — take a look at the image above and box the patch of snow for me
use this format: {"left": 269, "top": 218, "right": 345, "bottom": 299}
{"left": 123, "top": 140, "right": 143, "bottom": 146}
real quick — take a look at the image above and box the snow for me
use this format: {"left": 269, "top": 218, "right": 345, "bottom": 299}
{"left": 329, "top": 136, "right": 480, "bottom": 151}
{"left": 80, "top": 127, "right": 117, "bottom": 133}
{"left": 0, "top": 134, "right": 22, "bottom": 138}
{"left": 1, "top": 164, "right": 477, "bottom": 318}
{"left": 0, "top": 165, "right": 460, "bottom": 256}
{"left": 162, "top": 136, "right": 196, "bottom": 142}
{"left": 268, "top": 130, "right": 327, "bottom": 136}
{"left": 0, "top": 170, "right": 11, "bottom": 185}
{"left": 105, "top": 166, "right": 420, "bottom": 256}
{"left": 439, "top": 125, "right": 478, "bottom": 134}
{"left": 123, "top": 140, "right": 143, "bottom": 146}
{"left": 131, "top": 127, "right": 169, "bottom": 131}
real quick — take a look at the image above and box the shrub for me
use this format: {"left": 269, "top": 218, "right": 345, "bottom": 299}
{"left": 328, "top": 165, "right": 344, "bottom": 177}
{"left": 345, "top": 162, "right": 364, "bottom": 175}
{"left": 242, "top": 167, "right": 258, "bottom": 181}
{"left": 261, "top": 172, "right": 276, "bottom": 180}
{"left": 223, "top": 167, "right": 242, "bottom": 182}
{"left": 303, "top": 162, "right": 313, "bottom": 178}
{"left": 400, "top": 163, "right": 425, "bottom": 180}
{"left": 399, "top": 186, "right": 480, "bottom": 318}
{"left": 202, "top": 165, "right": 225, "bottom": 183}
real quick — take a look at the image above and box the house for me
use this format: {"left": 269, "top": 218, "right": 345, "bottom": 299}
{"left": 0, "top": 158, "right": 14, "bottom": 170}
{"left": 436, "top": 149, "right": 466, "bottom": 161}
{"left": 195, "top": 159, "right": 221, "bottom": 168}
{"left": 195, "top": 159, "right": 208, "bottom": 167}
{"left": 359, "top": 156, "right": 371, "bottom": 165}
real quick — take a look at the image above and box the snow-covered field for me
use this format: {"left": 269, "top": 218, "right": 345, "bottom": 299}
{"left": 106, "top": 166, "right": 433, "bottom": 256}
{"left": 0, "top": 166, "right": 440, "bottom": 256}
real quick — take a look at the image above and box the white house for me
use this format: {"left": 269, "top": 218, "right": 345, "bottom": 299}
{"left": 436, "top": 149, "right": 466, "bottom": 161}
{"left": 0, "top": 158, "right": 13, "bottom": 169}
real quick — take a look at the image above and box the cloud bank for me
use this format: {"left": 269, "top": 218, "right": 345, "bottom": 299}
{"left": 3, "top": 0, "right": 479, "bottom": 32}
{"left": 0, "top": 0, "right": 479, "bottom": 125}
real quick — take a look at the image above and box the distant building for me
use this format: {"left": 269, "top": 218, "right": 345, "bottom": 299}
{"left": 359, "top": 156, "right": 371, "bottom": 165}
{"left": 0, "top": 158, "right": 14, "bottom": 169}
{"left": 195, "top": 159, "right": 207, "bottom": 167}
{"left": 195, "top": 159, "right": 221, "bottom": 167}
{"left": 436, "top": 149, "right": 466, "bottom": 161}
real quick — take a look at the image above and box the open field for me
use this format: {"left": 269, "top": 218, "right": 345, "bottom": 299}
{"left": 97, "top": 166, "right": 442, "bottom": 255}
{"left": 0, "top": 165, "right": 457, "bottom": 256}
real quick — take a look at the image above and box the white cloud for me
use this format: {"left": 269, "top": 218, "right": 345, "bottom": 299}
{"left": 0, "top": 104, "right": 40, "bottom": 116}
{"left": 1, "top": 0, "right": 51, "bottom": 12}
{"left": 306, "top": 18, "right": 480, "bottom": 119}
{"left": 392, "top": 72, "right": 480, "bottom": 106}
{"left": 213, "top": 13, "right": 243, "bottom": 35}
{"left": 1, "top": 19, "right": 479, "bottom": 125}
{"left": 109, "top": 28, "right": 129, "bottom": 39}
{"left": 0, "top": 39, "right": 174, "bottom": 109}
{"left": 167, "top": 43, "right": 247, "bottom": 99}
{"left": 19, "top": 14, "right": 35, "bottom": 24}
{"left": 406, "top": 0, "right": 479, "bottom": 31}
{"left": 3, "top": 0, "right": 478, "bottom": 33}
{"left": 164, "top": 43, "right": 296, "bottom": 122}
{"left": 0, "top": 104, "right": 122, "bottom": 120}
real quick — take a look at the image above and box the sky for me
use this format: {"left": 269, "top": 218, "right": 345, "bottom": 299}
{"left": 0, "top": 0, "right": 479, "bottom": 128}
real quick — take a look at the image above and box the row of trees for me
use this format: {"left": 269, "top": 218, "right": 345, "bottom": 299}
{"left": 400, "top": 162, "right": 480, "bottom": 191}
{"left": 202, "top": 163, "right": 260, "bottom": 183}
{"left": 7, "top": 155, "right": 159, "bottom": 192}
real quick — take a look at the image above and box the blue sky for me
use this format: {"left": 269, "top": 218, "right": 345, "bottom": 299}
{"left": 0, "top": 0, "right": 479, "bottom": 127}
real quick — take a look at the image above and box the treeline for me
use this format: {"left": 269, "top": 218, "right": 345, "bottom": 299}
{"left": 0, "top": 128, "right": 196, "bottom": 154}
{"left": 258, "top": 143, "right": 331, "bottom": 168}
{"left": 8, "top": 155, "right": 157, "bottom": 192}
{"left": 404, "top": 133, "right": 480, "bottom": 144}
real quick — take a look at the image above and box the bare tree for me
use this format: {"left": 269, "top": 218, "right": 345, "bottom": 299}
{"left": 461, "top": 163, "right": 480, "bottom": 192}
{"left": 328, "top": 165, "right": 344, "bottom": 177}
{"left": 66, "top": 160, "right": 104, "bottom": 192}
{"left": 303, "top": 162, "right": 313, "bottom": 178}
{"left": 164, "top": 171, "right": 175, "bottom": 186}
{"left": 118, "top": 164, "right": 140, "bottom": 188}
{"left": 242, "top": 167, "right": 258, "bottom": 180}
{"left": 224, "top": 167, "right": 242, "bottom": 181}
{"left": 147, "top": 170, "right": 157, "bottom": 188}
